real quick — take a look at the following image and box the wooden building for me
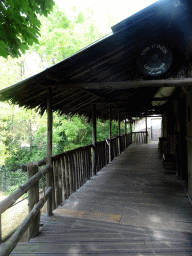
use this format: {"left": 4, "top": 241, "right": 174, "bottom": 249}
{"left": 1, "top": 0, "right": 192, "bottom": 254}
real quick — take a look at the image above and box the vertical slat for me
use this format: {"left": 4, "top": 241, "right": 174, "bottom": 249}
{"left": 92, "top": 104, "right": 97, "bottom": 176}
{"left": 78, "top": 151, "right": 82, "bottom": 187}
{"left": 109, "top": 107, "right": 112, "bottom": 162}
{"left": 89, "top": 147, "right": 91, "bottom": 179}
{"left": 118, "top": 112, "right": 121, "bottom": 155}
{"left": 58, "top": 159, "right": 62, "bottom": 205}
{"left": 64, "top": 155, "right": 69, "bottom": 199}
{"left": 73, "top": 153, "right": 77, "bottom": 191}
{"left": 79, "top": 150, "right": 83, "bottom": 187}
{"left": 84, "top": 150, "right": 87, "bottom": 181}
{"left": 76, "top": 151, "right": 79, "bottom": 188}
{"left": 61, "top": 158, "right": 66, "bottom": 201}
{"left": 75, "top": 151, "right": 78, "bottom": 189}
{"left": 130, "top": 120, "right": 133, "bottom": 144}
{"left": 146, "top": 117, "right": 148, "bottom": 144}
{"left": 125, "top": 120, "right": 127, "bottom": 149}
{"left": 53, "top": 160, "right": 58, "bottom": 208}
{"left": 85, "top": 149, "right": 88, "bottom": 181}
{"left": 70, "top": 154, "right": 75, "bottom": 193}
{"left": 67, "top": 154, "right": 73, "bottom": 195}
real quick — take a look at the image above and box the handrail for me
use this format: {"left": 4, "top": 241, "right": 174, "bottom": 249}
{"left": 0, "top": 187, "right": 52, "bottom": 256}
{"left": 52, "top": 144, "right": 93, "bottom": 161}
{"left": 132, "top": 131, "right": 147, "bottom": 133}
{"left": 0, "top": 164, "right": 52, "bottom": 215}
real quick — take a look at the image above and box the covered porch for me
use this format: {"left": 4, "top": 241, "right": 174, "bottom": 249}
{"left": 1, "top": 0, "right": 192, "bottom": 254}
{"left": 11, "top": 143, "right": 192, "bottom": 255}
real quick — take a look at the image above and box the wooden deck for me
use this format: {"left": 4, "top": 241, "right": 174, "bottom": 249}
{"left": 11, "top": 143, "right": 192, "bottom": 255}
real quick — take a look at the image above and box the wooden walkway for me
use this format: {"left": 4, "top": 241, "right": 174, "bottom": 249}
{"left": 11, "top": 143, "right": 192, "bottom": 255}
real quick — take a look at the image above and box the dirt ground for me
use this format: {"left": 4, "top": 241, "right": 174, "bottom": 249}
{"left": 0, "top": 191, "right": 28, "bottom": 240}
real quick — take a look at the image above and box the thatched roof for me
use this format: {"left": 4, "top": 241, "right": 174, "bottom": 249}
{"left": 0, "top": 0, "right": 192, "bottom": 121}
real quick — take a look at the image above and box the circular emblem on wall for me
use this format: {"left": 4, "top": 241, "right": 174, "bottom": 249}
{"left": 137, "top": 44, "right": 172, "bottom": 76}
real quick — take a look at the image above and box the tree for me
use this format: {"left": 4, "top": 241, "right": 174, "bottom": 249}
{"left": 0, "top": 0, "right": 54, "bottom": 58}
{"left": 31, "top": 6, "right": 108, "bottom": 67}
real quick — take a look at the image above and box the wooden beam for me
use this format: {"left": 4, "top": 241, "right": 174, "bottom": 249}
{"left": 46, "top": 78, "right": 192, "bottom": 90}
{"left": 46, "top": 88, "right": 53, "bottom": 216}
{"left": 90, "top": 98, "right": 173, "bottom": 104}
{"left": 52, "top": 90, "right": 83, "bottom": 107}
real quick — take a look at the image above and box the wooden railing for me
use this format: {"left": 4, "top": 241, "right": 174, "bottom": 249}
{"left": 132, "top": 132, "right": 148, "bottom": 144}
{"left": 96, "top": 140, "right": 109, "bottom": 173}
{"left": 0, "top": 163, "right": 53, "bottom": 256}
{"left": 0, "top": 133, "right": 132, "bottom": 255}
{"left": 51, "top": 144, "right": 92, "bottom": 208}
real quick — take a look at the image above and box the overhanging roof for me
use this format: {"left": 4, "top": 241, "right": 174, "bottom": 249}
{"left": 1, "top": 0, "right": 192, "bottom": 121}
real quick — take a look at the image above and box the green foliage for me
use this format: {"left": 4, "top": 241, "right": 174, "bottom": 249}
{"left": 0, "top": 4, "right": 121, "bottom": 195}
{"left": 30, "top": 5, "right": 107, "bottom": 67}
{"left": 0, "top": 166, "right": 27, "bottom": 193}
{"left": 0, "top": 0, "right": 54, "bottom": 58}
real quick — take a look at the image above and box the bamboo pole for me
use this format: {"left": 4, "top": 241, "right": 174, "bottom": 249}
{"left": 46, "top": 87, "right": 53, "bottom": 216}
{"left": 27, "top": 163, "right": 39, "bottom": 239}
{"left": 92, "top": 104, "right": 97, "bottom": 175}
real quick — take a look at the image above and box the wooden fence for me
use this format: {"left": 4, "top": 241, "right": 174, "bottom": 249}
{"left": 132, "top": 132, "right": 148, "bottom": 144}
{"left": 0, "top": 133, "right": 133, "bottom": 255}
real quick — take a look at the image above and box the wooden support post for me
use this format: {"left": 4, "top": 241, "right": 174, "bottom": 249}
{"left": 47, "top": 87, "right": 53, "bottom": 216}
{"left": 146, "top": 116, "right": 148, "bottom": 144}
{"left": 27, "top": 163, "right": 39, "bottom": 239}
{"left": 92, "top": 104, "right": 97, "bottom": 175}
{"left": 118, "top": 111, "right": 121, "bottom": 154}
{"left": 109, "top": 107, "right": 112, "bottom": 162}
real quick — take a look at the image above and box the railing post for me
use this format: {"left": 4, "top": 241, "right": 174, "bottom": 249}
{"left": 47, "top": 87, "right": 53, "bottom": 216}
{"left": 92, "top": 104, "right": 97, "bottom": 175}
{"left": 27, "top": 162, "right": 39, "bottom": 239}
